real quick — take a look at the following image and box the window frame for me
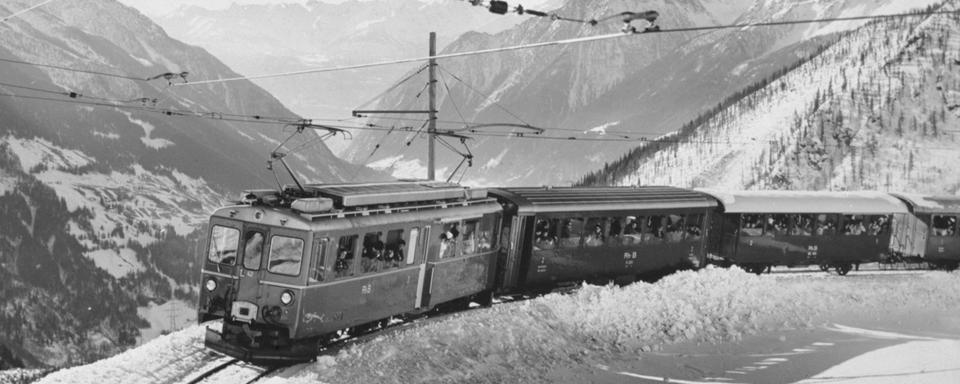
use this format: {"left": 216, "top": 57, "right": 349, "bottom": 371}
{"left": 207, "top": 225, "right": 240, "bottom": 265}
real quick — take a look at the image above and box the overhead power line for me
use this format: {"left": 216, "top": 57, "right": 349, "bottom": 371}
{"left": 1, "top": 0, "right": 57, "bottom": 24}
{"left": 177, "top": 8, "right": 960, "bottom": 86}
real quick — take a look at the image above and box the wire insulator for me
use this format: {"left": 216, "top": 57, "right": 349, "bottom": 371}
{"left": 489, "top": 1, "right": 509, "bottom": 15}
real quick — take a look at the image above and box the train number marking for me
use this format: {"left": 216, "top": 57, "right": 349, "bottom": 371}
{"left": 806, "top": 245, "right": 818, "bottom": 258}
{"left": 624, "top": 252, "right": 637, "bottom": 267}
{"left": 361, "top": 283, "right": 373, "bottom": 295}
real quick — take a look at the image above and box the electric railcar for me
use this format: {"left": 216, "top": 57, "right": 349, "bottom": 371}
{"left": 197, "top": 182, "right": 957, "bottom": 363}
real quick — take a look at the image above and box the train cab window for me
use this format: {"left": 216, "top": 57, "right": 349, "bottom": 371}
{"left": 932, "top": 215, "right": 957, "bottom": 236}
{"left": 534, "top": 218, "right": 559, "bottom": 250}
{"left": 383, "top": 229, "right": 406, "bottom": 269}
{"left": 361, "top": 232, "right": 384, "bottom": 273}
{"left": 208, "top": 225, "right": 239, "bottom": 264}
{"left": 462, "top": 219, "right": 480, "bottom": 255}
{"left": 309, "top": 238, "right": 328, "bottom": 283}
{"left": 792, "top": 214, "right": 814, "bottom": 236}
{"left": 439, "top": 222, "right": 460, "bottom": 259}
{"left": 405, "top": 227, "right": 419, "bottom": 264}
{"left": 665, "top": 215, "right": 685, "bottom": 243}
{"left": 765, "top": 215, "right": 789, "bottom": 237}
{"left": 623, "top": 216, "right": 642, "bottom": 245}
{"left": 866, "top": 215, "right": 888, "bottom": 235}
{"left": 816, "top": 214, "right": 837, "bottom": 235}
{"left": 242, "top": 231, "right": 265, "bottom": 270}
{"left": 584, "top": 218, "right": 606, "bottom": 247}
{"left": 559, "top": 217, "right": 584, "bottom": 248}
{"left": 686, "top": 214, "right": 704, "bottom": 240}
{"left": 267, "top": 235, "right": 305, "bottom": 276}
{"left": 741, "top": 214, "right": 763, "bottom": 236}
{"left": 842, "top": 215, "right": 866, "bottom": 236}
{"left": 335, "top": 235, "right": 357, "bottom": 278}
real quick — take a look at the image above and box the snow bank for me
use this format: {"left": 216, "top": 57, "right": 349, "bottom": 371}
{"left": 34, "top": 268, "right": 960, "bottom": 384}
{"left": 287, "top": 268, "right": 960, "bottom": 384}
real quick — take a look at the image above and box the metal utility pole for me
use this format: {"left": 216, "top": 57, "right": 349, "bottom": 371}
{"left": 352, "top": 32, "right": 439, "bottom": 181}
{"left": 427, "top": 32, "right": 437, "bottom": 181}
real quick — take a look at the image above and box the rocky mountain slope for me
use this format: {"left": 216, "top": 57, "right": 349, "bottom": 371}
{"left": 579, "top": 2, "right": 960, "bottom": 195}
{"left": 346, "top": 0, "right": 939, "bottom": 186}
{"left": 0, "top": 0, "right": 378, "bottom": 368}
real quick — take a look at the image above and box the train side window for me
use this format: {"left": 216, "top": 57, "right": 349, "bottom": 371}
{"left": 242, "top": 231, "right": 265, "bottom": 270}
{"left": 405, "top": 227, "right": 419, "bottom": 264}
{"left": 384, "top": 229, "right": 406, "bottom": 269}
{"left": 686, "top": 214, "right": 703, "bottom": 240}
{"left": 534, "top": 217, "right": 558, "bottom": 250}
{"left": 559, "top": 217, "right": 584, "bottom": 248}
{"left": 932, "top": 215, "right": 957, "bottom": 237}
{"left": 741, "top": 214, "right": 762, "bottom": 236}
{"left": 361, "top": 232, "right": 384, "bottom": 273}
{"left": 665, "top": 215, "right": 685, "bottom": 242}
{"left": 867, "top": 215, "right": 889, "bottom": 235}
{"left": 644, "top": 215, "right": 666, "bottom": 242}
{"left": 608, "top": 217, "right": 624, "bottom": 245}
{"left": 267, "top": 235, "right": 305, "bottom": 276}
{"left": 335, "top": 235, "right": 357, "bottom": 278}
{"left": 584, "top": 217, "right": 606, "bottom": 247}
{"left": 816, "top": 214, "right": 837, "bottom": 235}
{"left": 765, "top": 214, "right": 789, "bottom": 237}
{"left": 462, "top": 219, "right": 479, "bottom": 255}
{"left": 477, "top": 215, "right": 496, "bottom": 251}
{"left": 792, "top": 214, "right": 814, "bottom": 236}
{"left": 623, "top": 216, "right": 642, "bottom": 245}
{"left": 842, "top": 215, "right": 866, "bottom": 236}
{"left": 439, "top": 222, "right": 460, "bottom": 259}
{"left": 309, "top": 238, "right": 328, "bottom": 283}
{"left": 208, "top": 225, "right": 239, "bottom": 265}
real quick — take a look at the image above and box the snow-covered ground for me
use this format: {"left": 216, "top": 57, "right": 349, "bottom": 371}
{"left": 25, "top": 267, "right": 960, "bottom": 384}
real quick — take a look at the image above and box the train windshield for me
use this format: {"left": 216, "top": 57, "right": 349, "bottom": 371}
{"left": 208, "top": 225, "right": 239, "bottom": 264}
{"left": 268, "top": 235, "right": 305, "bottom": 276}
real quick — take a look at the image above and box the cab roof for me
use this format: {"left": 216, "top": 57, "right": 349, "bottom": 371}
{"left": 890, "top": 193, "right": 960, "bottom": 214}
{"left": 698, "top": 189, "right": 909, "bottom": 214}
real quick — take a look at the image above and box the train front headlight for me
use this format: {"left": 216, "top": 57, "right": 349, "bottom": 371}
{"left": 205, "top": 278, "right": 217, "bottom": 292}
{"left": 280, "top": 290, "right": 295, "bottom": 306}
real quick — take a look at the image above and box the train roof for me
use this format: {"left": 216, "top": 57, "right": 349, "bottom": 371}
{"left": 488, "top": 186, "right": 717, "bottom": 215}
{"left": 302, "top": 180, "right": 486, "bottom": 207}
{"left": 889, "top": 193, "right": 960, "bottom": 214}
{"left": 698, "top": 189, "right": 910, "bottom": 214}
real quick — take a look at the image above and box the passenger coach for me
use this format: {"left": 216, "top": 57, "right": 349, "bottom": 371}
{"left": 700, "top": 190, "right": 910, "bottom": 275}
{"left": 488, "top": 186, "right": 717, "bottom": 289}
{"left": 891, "top": 194, "right": 960, "bottom": 270}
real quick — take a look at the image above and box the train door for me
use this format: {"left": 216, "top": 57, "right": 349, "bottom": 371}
{"left": 232, "top": 224, "right": 268, "bottom": 323}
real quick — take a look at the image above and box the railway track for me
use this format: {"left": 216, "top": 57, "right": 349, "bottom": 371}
{"left": 179, "top": 356, "right": 281, "bottom": 384}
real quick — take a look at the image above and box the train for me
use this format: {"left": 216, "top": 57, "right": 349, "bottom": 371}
{"left": 197, "top": 181, "right": 960, "bottom": 364}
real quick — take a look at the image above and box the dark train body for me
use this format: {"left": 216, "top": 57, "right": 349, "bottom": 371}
{"left": 198, "top": 182, "right": 957, "bottom": 363}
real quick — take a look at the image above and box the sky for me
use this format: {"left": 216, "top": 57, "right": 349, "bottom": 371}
{"left": 116, "top": 0, "right": 555, "bottom": 17}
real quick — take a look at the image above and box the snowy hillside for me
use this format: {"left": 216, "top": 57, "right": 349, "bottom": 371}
{"left": 347, "top": 0, "right": 939, "bottom": 186}
{"left": 27, "top": 267, "right": 960, "bottom": 384}
{"left": 581, "top": 2, "right": 960, "bottom": 194}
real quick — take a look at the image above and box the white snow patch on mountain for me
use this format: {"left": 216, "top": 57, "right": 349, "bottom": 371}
{"left": 84, "top": 248, "right": 145, "bottom": 279}
{"left": 482, "top": 148, "right": 509, "bottom": 170}
{"left": 128, "top": 53, "right": 154, "bottom": 67}
{"left": 136, "top": 299, "right": 198, "bottom": 344}
{"left": 124, "top": 112, "right": 174, "bottom": 149}
{"left": 92, "top": 130, "right": 120, "bottom": 140}
{"left": 586, "top": 121, "right": 619, "bottom": 135}
{"left": 354, "top": 17, "right": 386, "bottom": 31}
{"left": 4, "top": 135, "right": 95, "bottom": 172}
{"left": 367, "top": 155, "right": 435, "bottom": 180}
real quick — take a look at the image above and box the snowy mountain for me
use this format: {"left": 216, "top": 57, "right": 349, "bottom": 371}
{"left": 345, "top": 0, "right": 940, "bottom": 186}
{"left": 0, "top": 0, "right": 379, "bottom": 368}
{"left": 579, "top": 2, "right": 960, "bottom": 195}
{"left": 152, "top": 0, "right": 557, "bottom": 154}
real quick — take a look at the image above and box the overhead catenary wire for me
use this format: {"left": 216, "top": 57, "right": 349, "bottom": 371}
{"left": 1, "top": 0, "right": 57, "bottom": 24}
{"left": 176, "top": 8, "right": 960, "bottom": 87}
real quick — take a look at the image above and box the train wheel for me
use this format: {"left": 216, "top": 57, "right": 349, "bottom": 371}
{"left": 835, "top": 263, "right": 852, "bottom": 276}
{"left": 819, "top": 264, "right": 830, "bottom": 272}
{"left": 948, "top": 262, "right": 960, "bottom": 271}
